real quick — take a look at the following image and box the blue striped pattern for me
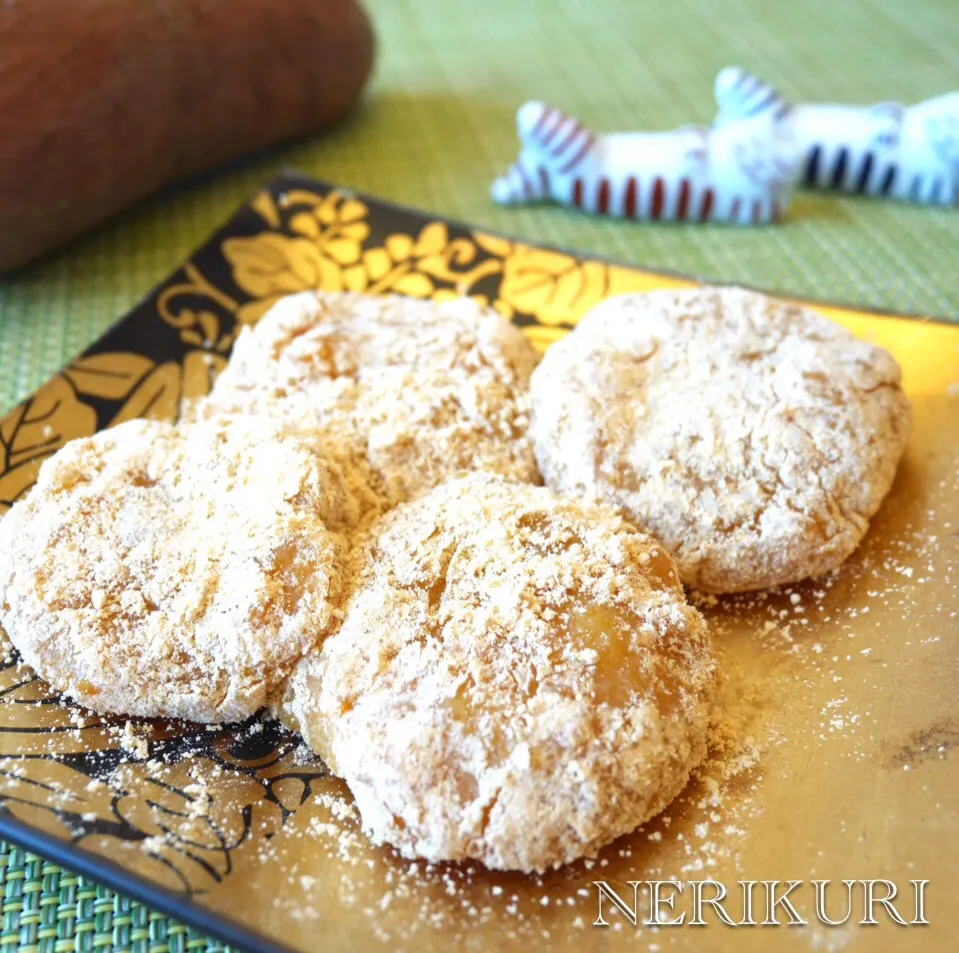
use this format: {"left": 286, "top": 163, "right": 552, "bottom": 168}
{"left": 800, "top": 143, "right": 958, "bottom": 204}
{"left": 804, "top": 142, "right": 901, "bottom": 197}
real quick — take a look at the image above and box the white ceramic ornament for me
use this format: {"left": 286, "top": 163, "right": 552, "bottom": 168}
{"left": 714, "top": 67, "right": 959, "bottom": 205}
{"left": 490, "top": 101, "right": 800, "bottom": 224}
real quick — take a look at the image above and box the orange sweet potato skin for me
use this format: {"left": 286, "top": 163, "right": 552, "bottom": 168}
{"left": 0, "top": 0, "right": 374, "bottom": 271}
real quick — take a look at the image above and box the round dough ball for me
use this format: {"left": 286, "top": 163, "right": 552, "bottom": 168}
{"left": 530, "top": 287, "right": 911, "bottom": 593}
{"left": 0, "top": 417, "right": 359, "bottom": 722}
{"left": 196, "top": 291, "right": 541, "bottom": 506}
{"left": 286, "top": 473, "right": 715, "bottom": 872}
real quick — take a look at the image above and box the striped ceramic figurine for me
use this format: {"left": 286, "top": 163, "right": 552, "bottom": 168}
{"left": 714, "top": 67, "right": 959, "bottom": 206}
{"left": 490, "top": 100, "right": 800, "bottom": 224}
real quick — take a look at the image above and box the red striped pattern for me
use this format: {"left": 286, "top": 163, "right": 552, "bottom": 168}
{"left": 624, "top": 177, "right": 638, "bottom": 217}
{"left": 677, "top": 178, "right": 690, "bottom": 221}
{"left": 699, "top": 188, "right": 714, "bottom": 222}
{"left": 498, "top": 128, "right": 783, "bottom": 223}
{"left": 651, "top": 177, "right": 665, "bottom": 220}
{"left": 531, "top": 106, "right": 553, "bottom": 138}
{"left": 539, "top": 111, "right": 567, "bottom": 149}
{"left": 551, "top": 121, "right": 584, "bottom": 158}
{"left": 558, "top": 133, "right": 595, "bottom": 174}
{"left": 596, "top": 178, "right": 610, "bottom": 214}
{"left": 502, "top": 103, "right": 792, "bottom": 223}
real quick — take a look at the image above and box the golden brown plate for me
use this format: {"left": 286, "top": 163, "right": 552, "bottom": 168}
{"left": 1, "top": 172, "right": 956, "bottom": 953}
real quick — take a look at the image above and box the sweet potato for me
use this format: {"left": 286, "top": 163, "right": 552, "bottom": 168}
{"left": 0, "top": 0, "right": 375, "bottom": 271}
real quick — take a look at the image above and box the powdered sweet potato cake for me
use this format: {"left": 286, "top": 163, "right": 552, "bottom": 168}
{"left": 530, "top": 287, "right": 911, "bottom": 593}
{"left": 0, "top": 416, "right": 359, "bottom": 722}
{"left": 284, "top": 474, "right": 716, "bottom": 872}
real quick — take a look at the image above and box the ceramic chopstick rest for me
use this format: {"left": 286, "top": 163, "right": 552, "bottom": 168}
{"left": 490, "top": 101, "right": 801, "bottom": 224}
{"left": 713, "top": 67, "right": 959, "bottom": 206}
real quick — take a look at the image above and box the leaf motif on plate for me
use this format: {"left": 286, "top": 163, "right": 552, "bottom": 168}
{"left": 100, "top": 756, "right": 287, "bottom": 892}
{"left": 495, "top": 242, "right": 692, "bottom": 326}
{"left": 79, "top": 795, "right": 283, "bottom": 895}
{"left": 250, "top": 189, "right": 281, "bottom": 230}
{"left": 0, "top": 757, "right": 118, "bottom": 829}
{"left": 0, "top": 376, "right": 97, "bottom": 513}
{"left": 347, "top": 222, "right": 500, "bottom": 299}
{"left": 223, "top": 189, "right": 372, "bottom": 325}
{"left": 496, "top": 246, "right": 611, "bottom": 325}
{"left": 0, "top": 714, "right": 307, "bottom": 894}
{"left": 0, "top": 651, "right": 183, "bottom": 759}
{"left": 181, "top": 350, "right": 227, "bottom": 408}
{"left": 521, "top": 323, "right": 568, "bottom": 355}
{"left": 224, "top": 234, "right": 344, "bottom": 326}
{"left": 63, "top": 353, "right": 156, "bottom": 400}
{"left": 0, "top": 665, "right": 114, "bottom": 742}
{"left": 473, "top": 231, "right": 513, "bottom": 258}
{"left": 156, "top": 264, "right": 239, "bottom": 352}
{"left": 112, "top": 757, "right": 277, "bottom": 851}
{"left": 279, "top": 189, "right": 369, "bottom": 233}
{"left": 77, "top": 834, "right": 199, "bottom": 893}
{"left": 0, "top": 779, "right": 113, "bottom": 845}
{"left": 108, "top": 362, "right": 182, "bottom": 428}
{"left": 225, "top": 233, "right": 343, "bottom": 300}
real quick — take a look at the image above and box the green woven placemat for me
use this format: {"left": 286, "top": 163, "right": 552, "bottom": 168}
{"left": 0, "top": 0, "right": 957, "bottom": 949}
{"left": 0, "top": 844, "right": 231, "bottom": 953}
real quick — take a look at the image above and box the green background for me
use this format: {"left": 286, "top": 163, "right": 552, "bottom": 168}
{"left": 0, "top": 0, "right": 957, "bottom": 949}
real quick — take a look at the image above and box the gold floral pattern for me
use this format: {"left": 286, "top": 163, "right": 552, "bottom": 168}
{"left": 225, "top": 190, "right": 370, "bottom": 325}
{"left": 0, "top": 349, "right": 229, "bottom": 516}
{"left": 0, "top": 375, "right": 96, "bottom": 514}
{"left": 201, "top": 191, "right": 694, "bottom": 350}
{"left": 0, "top": 173, "right": 699, "bottom": 900}
{"left": 157, "top": 264, "right": 240, "bottom": 354}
